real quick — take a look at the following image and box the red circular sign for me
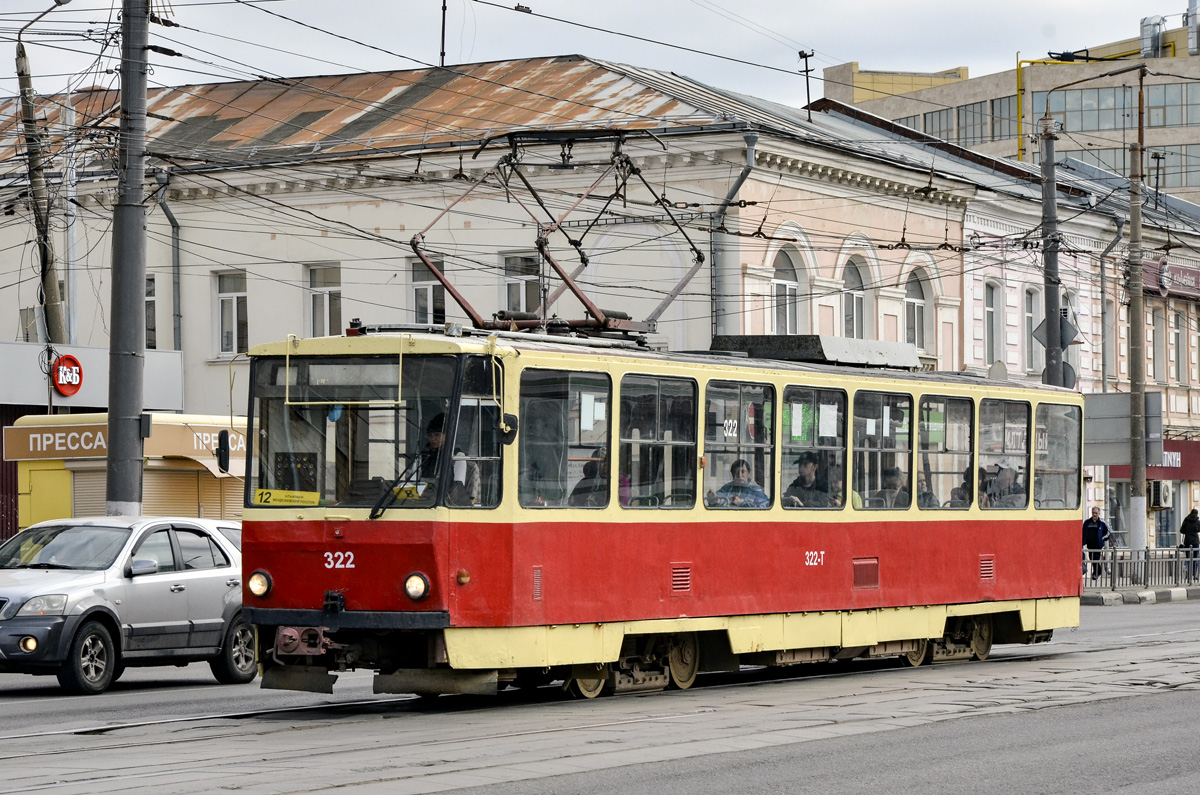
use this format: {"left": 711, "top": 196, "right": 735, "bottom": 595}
{"left": 51, "top": 354, "right": 83, "bottom": 397}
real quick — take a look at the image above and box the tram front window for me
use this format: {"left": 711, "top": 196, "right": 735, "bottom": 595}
{"left": 248, "top": 355, "right": 461, "bottom": 508}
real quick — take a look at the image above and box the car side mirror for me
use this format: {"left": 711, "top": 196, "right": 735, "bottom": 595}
{"left": 127, "top": 558, "right": 159, "bottom": 578}
{"left": 499, "top": 413, "right": 518, "bottom": 446}
{"left": 216, "top": 429, "right": 230, "bottom": 474}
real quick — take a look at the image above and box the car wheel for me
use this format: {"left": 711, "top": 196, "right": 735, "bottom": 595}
{"left": 209, "top": 615, "right": 257, "bottom": 685}
{"left": 56, "top": 620, "right": 117, "bottom": 695}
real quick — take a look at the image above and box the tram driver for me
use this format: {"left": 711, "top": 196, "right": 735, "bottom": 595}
{"left": 419, "top": 413, "right": 481, "bottom": 505}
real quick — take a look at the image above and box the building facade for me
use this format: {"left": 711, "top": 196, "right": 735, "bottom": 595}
{"left": 4, "top": 55, "right": 1200, "bottom": 543}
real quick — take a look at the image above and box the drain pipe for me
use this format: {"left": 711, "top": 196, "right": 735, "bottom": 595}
{"left": 1099, "top": 216, "right": 1124, "bottom": 392}
{"left": 713, "top": 131, "right": 759, "bottom": 338}
{"left": 155, "top": 172, "right": 182, "bottom": 351}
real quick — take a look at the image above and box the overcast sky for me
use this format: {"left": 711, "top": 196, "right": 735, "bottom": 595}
{"left": 0, "top": 0, "right": 1182, "bottom": 108}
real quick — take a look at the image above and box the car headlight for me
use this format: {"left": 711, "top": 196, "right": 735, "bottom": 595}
{"left": 17, "top": 594, "right": 67, "bottom": 617}
{"left": 247, "top": 570, "right": 272, "bottom": 597}
{"left": 404, "top": 573, "right": 429, "bottom": 601}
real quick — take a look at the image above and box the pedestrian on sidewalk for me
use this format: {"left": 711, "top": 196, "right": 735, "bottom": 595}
{"left": 1180, "top": 508, "right": 1200, "bottom": 580}
{"left": 1082, "top": 506, "right": 1110, "bottom": 581}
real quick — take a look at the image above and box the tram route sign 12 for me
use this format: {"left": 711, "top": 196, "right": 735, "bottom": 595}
{"left": 1082, "top": 391, "right": 1163, "bottom": 466}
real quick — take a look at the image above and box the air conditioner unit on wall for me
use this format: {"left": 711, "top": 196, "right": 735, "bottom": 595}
{"left": 1151, "top": 480, "right": 1173, "bottom": 509}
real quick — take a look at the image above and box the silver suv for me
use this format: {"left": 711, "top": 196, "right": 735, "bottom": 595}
{"left": 0, "top": 517, "right": 255, "bottom": 695}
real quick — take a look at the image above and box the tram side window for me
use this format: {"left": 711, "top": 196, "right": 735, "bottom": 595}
{"left": 916, "top": 396, "right": 974, "bottom": 510}
{"left": 780, "top": 387, "right": 846, "bottom": 509}
{"left": 979, "top": 399, "right": 1031, "bottom": 510}
{"left": 620, "top": 375, "right": 697, "bottom": 509}
{"left": 518, "top": 369, "right": 612, "bottom": 508}
{"left": 853, "top": 391, "right": 913, "bottom": 510}
{"left": 1034, "top": 403, "right": 1082, "bottom": 510}
{"left": 449, "top": 357, "right": 503, "bottom": 508}
{"left": 703, "top": 381, "right": 774, "bottom": 509}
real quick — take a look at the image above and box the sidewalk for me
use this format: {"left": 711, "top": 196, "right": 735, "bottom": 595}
{"left": 1081, "top": 585, "right": 1200, "bottom": 606}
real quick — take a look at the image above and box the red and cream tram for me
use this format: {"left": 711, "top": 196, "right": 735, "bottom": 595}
{"left": 240, "top": 326, "right": 1082, "bottom": 698}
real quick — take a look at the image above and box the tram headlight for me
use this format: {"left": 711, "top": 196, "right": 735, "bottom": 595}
{"left": 248, "top": 570, "right": 272, "bottom": 597}
{"left": 404, "top": 572, "right": 429, "bottom": 601}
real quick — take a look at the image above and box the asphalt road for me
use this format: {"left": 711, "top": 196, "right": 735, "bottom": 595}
{"left": 1, "top": 602, "right": 1197, "bottom": 794}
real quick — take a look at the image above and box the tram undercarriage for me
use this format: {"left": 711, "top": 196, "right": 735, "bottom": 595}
{"left": 255, "top": 611, "right": 1055, "bottom": 699}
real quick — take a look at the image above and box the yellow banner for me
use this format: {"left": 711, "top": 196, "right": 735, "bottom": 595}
{"left": 253, "top": 489, "right": 320, "bottom": 506}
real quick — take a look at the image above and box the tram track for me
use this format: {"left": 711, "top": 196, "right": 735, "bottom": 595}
{"left": 3, "top": 633, "right": 1199, "bottom": 795}
{"left": 0, "top": 641, "right": 1078, "bottom": 750}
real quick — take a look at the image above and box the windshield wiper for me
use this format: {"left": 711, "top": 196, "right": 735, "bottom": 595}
{"left": 369, "top": 453, "right": 424, "bottom": 520}
{"left": 16, "top": 562, "right": 77, "bottom": 570}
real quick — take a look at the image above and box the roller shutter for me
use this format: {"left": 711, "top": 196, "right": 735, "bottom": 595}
{"left": 143, "top": 471, "right": 199, "bottom": 516}
{"left": 72, "top": 471, "right": 106, "bottom": 517}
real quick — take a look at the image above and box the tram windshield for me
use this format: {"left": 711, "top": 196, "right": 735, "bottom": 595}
{"left": 248, "top": 354, "right": 484, "bottom": 509}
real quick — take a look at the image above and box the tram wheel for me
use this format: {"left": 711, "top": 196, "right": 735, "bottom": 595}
{"left": 565, "top": 672, "right": 609, "bottom": 699}
{"left": 969, "top": 616, "right": 994, "bottom": 661}
{"left": 902, "top": 639, "right": 932, "bottom": 667}
{"left": 667, "top": 633, "right": 700, "bottom": 689}
{"left": 561, "top": 662, "right": 609, "bottom": 701}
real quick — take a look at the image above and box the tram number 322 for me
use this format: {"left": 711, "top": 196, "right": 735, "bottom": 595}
{"left": 324, "top": 551, "right": 356, "bottom": 569}
{"left": 805, "top": 550, "right": 825, "bottom": 566}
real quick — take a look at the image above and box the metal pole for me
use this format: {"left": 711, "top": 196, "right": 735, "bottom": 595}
{"left": 63, "top": 92, "right": 77, "bottom": 344}
{"left": 1040, "top": 118, "right": 1063, "bottom": 387}
{"left": 1129, "top": 66, "right": 1148, "bottom": 566}
{"left": 106, "top": 0, "right": 150, "bottom": 516}
{"left": 440, "top": 0, "right": 447, "bottom": 67}
{"left": 15, "top": 5, "right": 69, "bottom": 345}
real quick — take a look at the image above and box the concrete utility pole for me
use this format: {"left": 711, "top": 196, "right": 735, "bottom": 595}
{"left": 106, "top": 0, "right": 150, "bottom": 516}
{"left": 15, "top": 0, "right": 71, "bottom": 345}
{"left": 1128, "top": 65, "right": 1148, "bottom": 559}
{"left": 1039, "top": 117, "right": 1064, "bottom": 387}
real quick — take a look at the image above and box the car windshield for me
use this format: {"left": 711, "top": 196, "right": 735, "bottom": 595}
{"left": 0, "top": 525, "right": 132, "bottom": 571}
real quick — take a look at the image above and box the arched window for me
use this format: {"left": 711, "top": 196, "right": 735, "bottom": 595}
{"left": 904, "top": 271, "right": 927, "bottom": 350}
{"left": 772, "top": 250, "right": 800, "bottom": 334}
{"left": 984, "top": 283, "right": 1000, "bottom": 365}
{"left": 843, "top": 261, "right": 866, "bottom": 339}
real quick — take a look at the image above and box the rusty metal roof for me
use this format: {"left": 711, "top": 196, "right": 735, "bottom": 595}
{"left": 0, "top": 55, "right": 743, "bottom": 176}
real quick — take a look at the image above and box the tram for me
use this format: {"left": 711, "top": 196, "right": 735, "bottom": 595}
{"left": 239, "top": 325, "right": 1082, "bottom": 698}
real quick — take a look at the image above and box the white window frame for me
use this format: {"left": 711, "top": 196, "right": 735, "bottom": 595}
{"left": 503, "top": 253, "right": 541, "bottom": 314}
{"left": 145, "top": 275, "right": 157, "bottom": 351}
{"left": 411, "top": 257, "right": 447, "bottom": 325}
{"left": 984, "top": 281, "right": 1003, "bottom": 365}
{"left": 308, "top": 264, "right": 341, "bottom": 337}
{"left": 772, "top": 249, "right": 801, "bottom": 335}
{"left": 1023, "top": 287, "right": 1043, "bottom": 373}
{"left": 1175, "top": 310, "right": 1187, "bottom": 384}
{"left": 1153, "top": 307, "right": 1167, "bottom": 383}
{"left": 843, "top": 261, "right": 866, "bottom": 340}
{"left": 904, "top": 272, "right": 927, "bottom": 351}
{"left": 216, "top": 270, "right": 248, "bottom": 356}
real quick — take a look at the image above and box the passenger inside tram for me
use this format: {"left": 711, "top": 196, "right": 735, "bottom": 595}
{"left": 870, "top": 466, "right": 910, "bottom": 509}
{"left": 706, "top": 458, "right": 769, "bottom": 507}
{"left": 987, "top": 459, "right": 1027, "bottom": 508}
{"left": 783, "top": 451, "right": 832, "bottom": 508}
{"left": 568, "top": 448, "right": 630, "bottom": 507}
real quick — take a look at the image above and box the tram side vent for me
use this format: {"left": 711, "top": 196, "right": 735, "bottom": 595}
{"left": 979, "top": 555, "right": 996, "bottom": 580}
{"left": 671, "top": 564, "right": 692, "bottom": 594}
{"left": 532, "top": 566, "right": 543, "bottom": 601}
{"left": 852, "top": 558, "right": 879, "bottom": 590}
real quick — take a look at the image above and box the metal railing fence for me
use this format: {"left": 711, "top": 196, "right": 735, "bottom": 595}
{"left": 1082, "top": 546, "right": 1200, "bottom": 590}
